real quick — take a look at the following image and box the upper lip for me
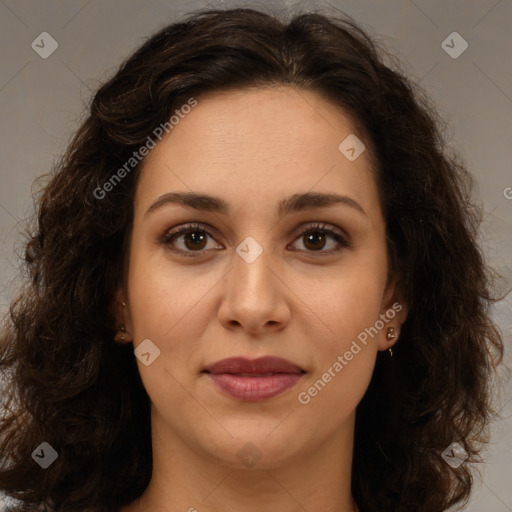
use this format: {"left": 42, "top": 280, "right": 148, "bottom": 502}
{"left": 203, "top": 356, "right": 305, "bottom": 375}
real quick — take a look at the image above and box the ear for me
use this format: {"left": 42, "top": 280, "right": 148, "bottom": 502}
{"left": 377, "top": 273, "right": 408, "bottom": 352}
{"left": 112, "top": 287, "right": 133, "bottom": 345}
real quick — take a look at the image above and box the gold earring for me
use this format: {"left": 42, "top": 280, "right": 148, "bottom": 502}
{"left": 386, "top": 327, "right": 397, "bottom": 357}
{"left": 120, "top": 325, "right": 126, "bottom": 341}
{"left": 122, "top": 301, "right": 127, "bottom": 307}
{"left": 386, "top": 327, "right": 397, "bottom": 341}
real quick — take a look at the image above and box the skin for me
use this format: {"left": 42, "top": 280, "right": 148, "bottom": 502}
{"left": 116, "top": 86, "right": 407, "bottom": 512}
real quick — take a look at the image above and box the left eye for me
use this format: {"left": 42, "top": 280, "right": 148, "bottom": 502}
{"left": 289, "top": 223, "right": 350, "bottom": 253}
{"left": 160, "top": 222, "right": 350, "bottom": 257}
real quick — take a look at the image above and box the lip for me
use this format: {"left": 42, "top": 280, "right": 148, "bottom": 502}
{"left": 204, "top": 356, "right": 304, "bottom": 375}
{"left": 203, "top": 356, "right": 305, "bottom": 402}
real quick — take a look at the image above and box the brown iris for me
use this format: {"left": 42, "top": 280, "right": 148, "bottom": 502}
{"left": 303, "top": 232, "right": 326, "bottom": 251}
{"left": 184, "top": 232, "right": 208, "bottom": 251}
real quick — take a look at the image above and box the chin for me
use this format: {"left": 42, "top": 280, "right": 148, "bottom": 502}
{"left": 199, "top": 426, "right": 307, "bottom": 470}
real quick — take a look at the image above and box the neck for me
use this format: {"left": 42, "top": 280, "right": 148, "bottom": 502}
{"left": 124, "top": 409, "right": 359, "bottom": 512}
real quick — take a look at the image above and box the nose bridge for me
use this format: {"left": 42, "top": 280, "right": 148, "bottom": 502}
{"left": 218, "top": 232, "right": 289, "bottom": 333}
{"left": 232, "top": 233, "right": 276, "bottom": 299}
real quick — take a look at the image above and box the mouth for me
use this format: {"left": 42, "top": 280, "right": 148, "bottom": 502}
{"left": 202, "top": 356, "right": 306, "bottom": 402}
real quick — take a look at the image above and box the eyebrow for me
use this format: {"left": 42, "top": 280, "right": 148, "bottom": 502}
{"left": 144, "top": 191, "right": 367, "bottom": 219}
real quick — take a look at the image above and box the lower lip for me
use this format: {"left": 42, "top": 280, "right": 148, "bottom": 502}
{"left": 205, "top": 373, "right": 303, "bottom": 402}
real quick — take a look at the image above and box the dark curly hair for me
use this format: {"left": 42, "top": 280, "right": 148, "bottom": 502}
{"left": 0, "top": 6, "right": 505, "bottom": 512}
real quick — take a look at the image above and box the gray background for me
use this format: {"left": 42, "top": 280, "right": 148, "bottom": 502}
{"left": 0, "top": 0, "right": 511, "bottom": 510}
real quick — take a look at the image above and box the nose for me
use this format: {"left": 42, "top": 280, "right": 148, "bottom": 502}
{"left": 217, "top": 240, "right": 291, "bottom": 336}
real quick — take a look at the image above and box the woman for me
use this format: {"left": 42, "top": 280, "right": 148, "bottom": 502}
{"left": 0, "top": 6, "right": 505, "bottom": 512}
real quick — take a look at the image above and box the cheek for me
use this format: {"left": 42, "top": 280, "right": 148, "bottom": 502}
{"left": 292, "top": 255, "right": 386, "bottom": 410}
{"left": 128, "top": 239, "right": 202, "bottom": 330}
{"left": 307, "top": 274, "right": 381, "bottom": 376}
{"left": 299, "top": 255, "right": 387, "bottom": 350}
{"left": 327, "top": 276, "right": 383, "bottom": 345}
{"left": 126, "top": 247, "right": 224, "bottom": 370}
{"left": 294, "top": 280, "right": 381, "bottom": 427}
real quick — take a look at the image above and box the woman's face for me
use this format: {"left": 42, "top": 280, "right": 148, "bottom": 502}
{"left": 118, "top": 86, "right": 406, "bottom": 469}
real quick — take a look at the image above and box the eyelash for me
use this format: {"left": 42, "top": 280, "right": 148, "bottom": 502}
{"left": 160, "top": 222, "right": 350, "bottom": 258}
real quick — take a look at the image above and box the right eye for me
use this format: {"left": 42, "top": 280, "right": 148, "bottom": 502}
{"left": 160, "top": 223, "right": 223, "bottom": 257}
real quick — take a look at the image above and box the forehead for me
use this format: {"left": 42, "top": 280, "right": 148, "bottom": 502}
{"left": 135, "top": 86, "right": 380, "bottom": 221}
